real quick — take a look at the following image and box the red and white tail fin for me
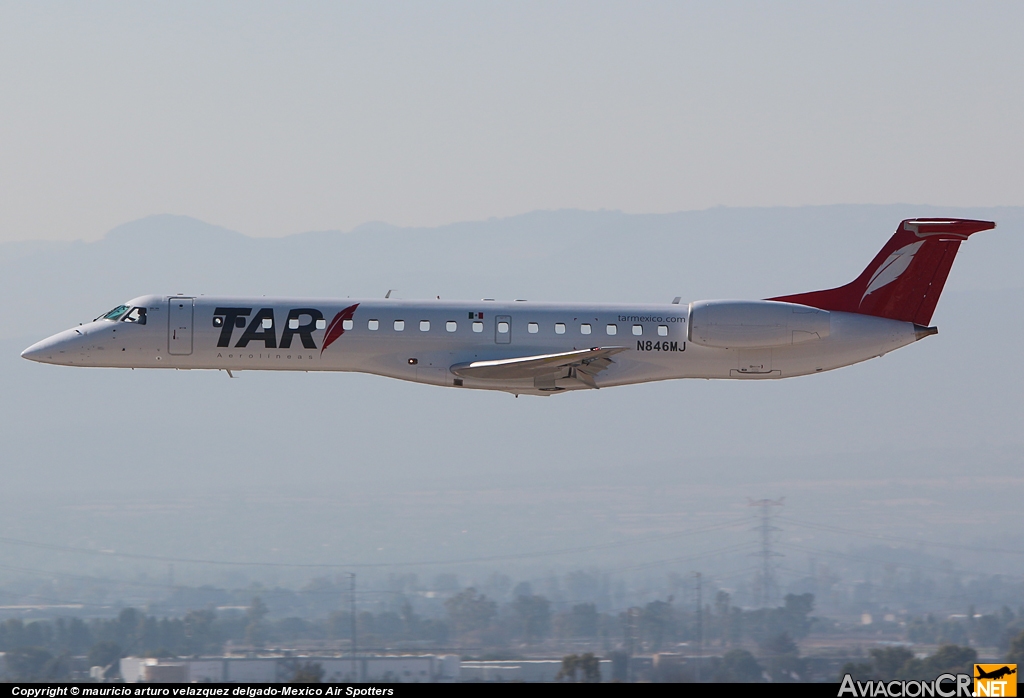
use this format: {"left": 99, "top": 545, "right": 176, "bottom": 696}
{"left": 769, "top": 218, "right": 994, "bottom": 326}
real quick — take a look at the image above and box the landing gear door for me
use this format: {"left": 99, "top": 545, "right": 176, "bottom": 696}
{"left": 168, "top": 298, "right": 194, "bottom": 355}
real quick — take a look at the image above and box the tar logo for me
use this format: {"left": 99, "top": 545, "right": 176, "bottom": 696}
{"left": 320, "top": 304, "right": 360, "bottom": 356}
{"left": 214, "top": 307, "right": 326, "bottom": 349}
{"left": 212, "top": 305, "right": 361, "bottom": 353}
{"left": 975, "top": 664, "right": 1017, "bottom": 697}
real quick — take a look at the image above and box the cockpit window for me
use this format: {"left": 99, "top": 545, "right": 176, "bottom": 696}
{"left": 97, "top": 304, "right": 130, "bottom": 322}
{"left": 122, "top": 307, "right": 147, "bottom": 325}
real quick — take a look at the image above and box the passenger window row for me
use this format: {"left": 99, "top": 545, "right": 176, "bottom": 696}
{"left": 219, "top": 315, "right": 671, "bottom": 337}
{"left": 360, "top": 319, "right": 671, "bottom": 336}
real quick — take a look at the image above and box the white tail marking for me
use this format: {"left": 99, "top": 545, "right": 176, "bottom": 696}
{"left": 860, "top": 241, "right": 925, "bottom": 304}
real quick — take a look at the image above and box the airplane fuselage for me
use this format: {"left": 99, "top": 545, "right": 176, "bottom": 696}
{"left": 22, "top": 294, "right": 924, "bottom": 395}
{"left": 23, "top": 218, "right": 994, "bottom": 394}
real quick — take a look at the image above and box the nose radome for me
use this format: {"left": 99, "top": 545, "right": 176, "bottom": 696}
{"left": 21, "top": 330, "right": 76, "bottom": 364}
{"left": 21, "top": 340, "right": 48, "bottom": 362}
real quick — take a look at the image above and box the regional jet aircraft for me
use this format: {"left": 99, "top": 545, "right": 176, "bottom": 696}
{"left": 21, "top": 218, "right": 993, "bottom": 396}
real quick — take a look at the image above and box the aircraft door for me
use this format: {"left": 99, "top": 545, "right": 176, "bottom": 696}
{"left": 168, "top": 298, "right": 194, "bottom": 355}
{"left": 495, "top": 315, "right": 512, "bottom": 344}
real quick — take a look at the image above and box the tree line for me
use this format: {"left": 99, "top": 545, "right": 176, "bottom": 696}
{"left": 3, "top": 589, "right": 1023, "bottom": 681}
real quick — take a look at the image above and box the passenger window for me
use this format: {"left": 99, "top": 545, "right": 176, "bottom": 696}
{"left": 580, "top": 323, "right": 592, "bottom": 335}
{"left": 262, "top": 318, "right": 273, "bottom": 329}
{"left": 316, "top": 319, "right": 327, "bottom": 330}
{"left": 632, "top": 324, "right": 643, "bottom": 336}
{"left": 288, "top": 318, "right": 300, "bottom": 330}
{"left": 446, "top": 321, "right": 457, "bottom": 332}
{"left": 555, "top": 323, "right": 565, "bottom": 335}
{"left": 419, "top": 320, "right": 430, "bottom": 331}
{"left": 123, "top": 307, "right": 147, "bottom": 325}
{"left": 472, "top": 321, "right": 483, "bottom": 333}
{"left": 497, "top": 321, "right": 509, "bottom": 334}
{"left": 368, "top": 319, "right": 379, "bottom": 331}
{"left": 528, "top": 322, "right": 539, "bottom": 334}
{"left": 658, "top": 325, "right": 668, "bottom": 336}
{"left": 606, "top": 324, "right": 617, "bottom": 335}
{"left": 394, "top": 320, "right": 405, "bottom": 331}
{"left": 342, "top": 319, "right": 354, "bottom": 331}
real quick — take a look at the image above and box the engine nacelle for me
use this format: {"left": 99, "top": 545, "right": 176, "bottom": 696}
{"left": 687, "top": 300, "right": 830, "bottom": 349}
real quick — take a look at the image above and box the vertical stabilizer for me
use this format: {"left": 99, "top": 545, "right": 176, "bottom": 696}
{"left": 769, "top": 218, "right": 994, "bottom": 326}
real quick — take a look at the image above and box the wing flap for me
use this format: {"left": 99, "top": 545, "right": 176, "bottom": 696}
{"left": 450, "top": 346, "right": 628, "bottom": 382}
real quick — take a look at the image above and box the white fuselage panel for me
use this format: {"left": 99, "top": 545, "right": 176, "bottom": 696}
{"left": 21, "top": 295, "right": 922, "bottom": 395}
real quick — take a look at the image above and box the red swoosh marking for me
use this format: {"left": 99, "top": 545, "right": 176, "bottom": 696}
{"left": 320, "top": 303, "right": 360, "bottom": 356}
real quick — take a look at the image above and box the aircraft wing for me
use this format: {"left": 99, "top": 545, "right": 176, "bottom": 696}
{"left": 450, "top": 346, "right": 628, "bottom": 388}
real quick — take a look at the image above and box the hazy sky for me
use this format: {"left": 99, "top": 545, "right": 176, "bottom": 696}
{"left": 1, "top": 1, "right": 1022, "bottom": 242}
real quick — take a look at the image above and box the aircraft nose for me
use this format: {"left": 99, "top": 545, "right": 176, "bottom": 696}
{"left": 21, "top": 338, "right": 53, "bottom": 362}
{"left": 21, "top": 330, "right": 78, "bottom": 364}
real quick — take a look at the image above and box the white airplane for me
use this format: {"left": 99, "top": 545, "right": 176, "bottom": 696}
{"left": 22, "top": 218, "right": 993, "bottom": 396}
